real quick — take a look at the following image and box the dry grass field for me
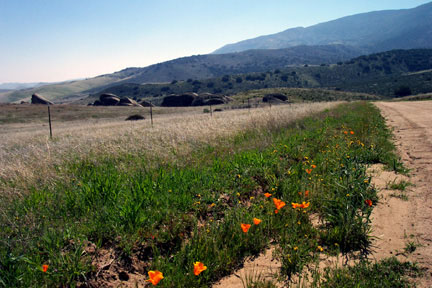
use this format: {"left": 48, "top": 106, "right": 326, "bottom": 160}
{"left": 0, "top": 102, "right": 339, "bottom": 196}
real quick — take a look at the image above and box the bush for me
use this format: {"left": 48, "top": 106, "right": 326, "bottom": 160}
{"left": 125, "top": 114, "right": 145, "bottom": 121}
{"left": 222, "top": 75, "right": 230, "bottom": 82}
{"left": 394, "top": 86, "right": 412, "bottom": 97}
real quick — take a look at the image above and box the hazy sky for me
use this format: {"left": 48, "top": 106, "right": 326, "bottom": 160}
{"left": 1, "top": 0, "right": 430, "bottom": 83}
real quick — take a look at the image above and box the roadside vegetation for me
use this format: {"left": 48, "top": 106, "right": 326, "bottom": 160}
{"left": 0, "top": 102, "right": 419, "bottom": 287}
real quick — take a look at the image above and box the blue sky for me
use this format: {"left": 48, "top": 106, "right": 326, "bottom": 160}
{"left": 0, "top": 0, "right": 430, "bottom": 83}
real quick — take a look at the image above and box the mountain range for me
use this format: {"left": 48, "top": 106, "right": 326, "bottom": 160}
{"left": 214, "top": 2, "right": 432, "bottom": 54}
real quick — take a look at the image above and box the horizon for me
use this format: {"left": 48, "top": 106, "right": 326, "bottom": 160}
{"left": 1, "top": 0, "right": 430, "bottom": 83}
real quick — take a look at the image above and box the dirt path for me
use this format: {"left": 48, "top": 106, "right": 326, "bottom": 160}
{"left": 374, "top": 101, "right": 432, "bottom": 287}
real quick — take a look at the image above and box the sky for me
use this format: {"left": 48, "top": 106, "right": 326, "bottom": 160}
{"left": 0, "top": 0, "right": 431, "bottom": 83}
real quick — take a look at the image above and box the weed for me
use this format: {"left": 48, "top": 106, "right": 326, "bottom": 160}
{"left": 240, "top": 269, "right": 278, "bottom": 288}
{"left": 404, "top": 241, "right": 419, "bottom": 255}
{"left": 389, "top": 192, "right": 409, "bottom": 201}
{"left": 388, "top": 180, "right": 412, "bottom": 191}
{"left": 312, "top": 257, "right": 421, "bottom": 288}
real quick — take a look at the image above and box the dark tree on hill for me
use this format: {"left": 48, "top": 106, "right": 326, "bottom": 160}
{"left": 394, "top": 86, "right": 412, "bottom": 97}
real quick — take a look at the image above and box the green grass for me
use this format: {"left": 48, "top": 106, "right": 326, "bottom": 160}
{"left": 388, "top": 180, "right": 412, "bottom": 191}
{"left": 0, "top": 102, "right": 413, "bottom": 287}
{"left": 311, "top": 257, "right": 421, "bottom": 288}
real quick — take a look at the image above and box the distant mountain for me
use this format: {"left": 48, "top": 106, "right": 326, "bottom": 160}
{"left": 0, "top": 82, "right": 53, "bottom": 90}
{"left": 95, "top": 44, "right": 362, "bottom": 85}
{"left": 1, "top": 44, "right": 362, "bottom": 103}
{"left": 214, "top": 2, "right": 432, "bottom": 54}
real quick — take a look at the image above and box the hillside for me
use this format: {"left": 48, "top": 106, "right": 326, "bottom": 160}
{"left": 87, "top": 49, "right": 432, "bottom": 103}
{"left": 214, "top": 2, "right": 432, "bottom": 54}
{"left": 0, "top": 45, "right": 362, "bottom": 103}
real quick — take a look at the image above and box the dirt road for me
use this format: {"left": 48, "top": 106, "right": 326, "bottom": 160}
{"left": 374, "top": 101, "right": 432, "bottom": 287}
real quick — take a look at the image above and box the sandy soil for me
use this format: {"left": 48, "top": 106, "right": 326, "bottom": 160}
{"left": 213, "top": 247, "right": 282, "bottom": 288}
{"left": 374, "top": 101, "right": 432, "bottom": 287}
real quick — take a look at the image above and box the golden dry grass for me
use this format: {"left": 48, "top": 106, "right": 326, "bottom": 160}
{"left": 0, "top": 102, "right": 340, "bottom": 196}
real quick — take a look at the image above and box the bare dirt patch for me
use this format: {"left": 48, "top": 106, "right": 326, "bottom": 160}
{"left": 367, "top": 164, "right": 413, "bottom": 259}
{"left": 374, "top": 101, "right": 432, "bottom": 287}
{"left": 213, "top": 246, "right": 282, "bottom": 288}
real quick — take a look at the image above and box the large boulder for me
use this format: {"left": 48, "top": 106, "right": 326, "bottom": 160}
{"left": 203, "top": 98, "right": 225, "bottom": 105}
{"left": 161, "top": 93, "right": 198, "bottom": 107}
{"left": 99, "top": 93, "right": 120, "bottom": 105}
{"left": 263, "top": 93, "right": 288, "bottom": 103}
{"left": 192, "top": 93, "right": 230, "bottom": 106}
{"left": 31, "top": 93, "right": 53, "bottom": 105}
{"left": 140, "top": 100, "right": 155, "bottom": 107}
{"left": 119, "top": 97, "right": 143, "bottom": 107}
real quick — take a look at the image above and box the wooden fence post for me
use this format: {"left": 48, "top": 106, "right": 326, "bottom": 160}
{"left": 150, "top": 106, "right": 153, "bottom": 127}
{"left": 48, "top": 106, "right": 52, "bottom": 139}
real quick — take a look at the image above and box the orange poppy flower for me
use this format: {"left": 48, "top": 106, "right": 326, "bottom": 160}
{"left": 194, "top": 262, "right": 207, "bottom": 276}
{"left": 274, "top": 209, "right": 279, "bottom": 214}
{"left": 241, "top": 223, "right": 251, "bottom": 233}
{"left": 264, "top": 193, "right": 272, "bottom": 198}
{"left": 350, "top": 131, "right": 354, "bottom": 135}
{"left": 273, "top": 198, "right": 286, "bottom": 210}
{"left": 305, "top": 190, "right": 309, "bottom": 197}
{"left": 311, "top": 165, "right": 317, "bottom": 169}
{"left": 147, "top": 270, "right": 164, "bottom": 285}
{"left": 42, "top": 264, "right": 49, "bottom": 273}
{"left": 253, "top": 218, "right": 262, "bottom": 225}
{"left": 365, "top": 199, "right": 373, "bottom": 207}
{"left": 343, "top": 131, "right": 348, "bottom": 135}
{"left": 306, "top": 169, "right": 312, "bottom": 174}
{"left": 300, "top": 201, "right": 310, "bottom": 208}
{"left": 292, "top": 202, "right": 310, "bottom": 209}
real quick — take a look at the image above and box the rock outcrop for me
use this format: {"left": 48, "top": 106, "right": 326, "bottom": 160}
{"left": 119, "top": 97, "right": 142, "bottom": 107}
{"left": 140, "top": 100, "right": 155, "bottom": 107}
{"left": 31, "top": 93, "right": 53, "bottom": 105}
{"left": 99, "top": 93, "right": 120, "bottom": 105}
{"left": 161, "top": 93, "right": 198, "bottom": 107}
{"left": 161, "top": 93, "right": 230, "bottom": 107}
{"left": 91, "top": 94, "right": 142, "bottom": 107}
{"left": 262, "top": 93, "right": 288, "bottom": 103}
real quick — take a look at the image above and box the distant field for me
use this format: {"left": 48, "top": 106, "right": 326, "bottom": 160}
{"left": 0, "top": 103, "right": 150, "bottom": 126}
{"left": 0, "top": 75, "right": 124, "bottom": 103}
{"left": 0, "top": 102, "right": 338, "bottom": 193}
